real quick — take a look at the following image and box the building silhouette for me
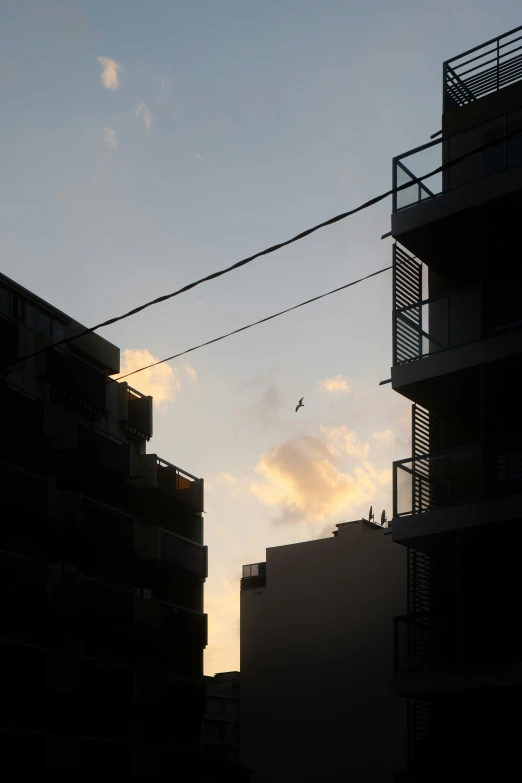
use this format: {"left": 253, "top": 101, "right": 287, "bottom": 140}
{"left": 0, "top": 273, "right": 208, "bottom": 780}
{"left": 203, "top": 671, "right": 252, "bottom": 782}
{"left": 240, "top": 519, "right": 406, "bottom": 781}
{"left": 388, "top": 25, "right": 522, "bottom": 780}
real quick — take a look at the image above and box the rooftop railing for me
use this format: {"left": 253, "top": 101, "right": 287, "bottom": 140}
{"left": 444, "top": 25, "right": 522, "bottom": 111}
{"left": 393, "top": 105, "right": 522, "bottom": 212}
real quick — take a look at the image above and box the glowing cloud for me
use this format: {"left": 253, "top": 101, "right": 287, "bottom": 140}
{"left": 320, "top": 375, "right": 351, "bottom": 394}
{"left": 114, "top": 349, "right": 179, "bottom": 411}
{"left": 98, "top": 56, "right": 121, "bottom": 89}
{"left": 320, "top": 425, "right": 370, "bottom": 460}
{"left": 250, "top": 431, "right": 384, "bottom": 524}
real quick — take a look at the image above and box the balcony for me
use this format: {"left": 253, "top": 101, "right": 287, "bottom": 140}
{"left": 134, "top": 523, "right": 207, "bottom": 578}
{"left": 444, "top": 25, "right": 522, "bottom": 111}
{"left": 394, "top": 285, "right": 481, "bottom": 365}
{"left": 394, "top": 442, "right": 522, "bottom": 518}
{"left": 134, "top": 597, "right": 208, "bottom": 647}
{"left": 157, "top": 458, "right": 203, "bottom": 510}
{"left": 77, "top": 424, "right": 129, "bottom": 477}
{"left": 393, "top": 105, "right": 522, "bottom": 214}
{"left": 118, "top": 382, "right": 153, "bottom": 441}
{"left": 38, "top": 347, "right": 107, "bottom": 414}
{"left": 394, "top": 608, "right": 522, "bottom": 675}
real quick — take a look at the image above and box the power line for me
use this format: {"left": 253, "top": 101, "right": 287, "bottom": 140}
{"left": 4, "top": 128, "right": 520, "bottom": 371}
{"left": 110, "top": 265, "right": 392, "bottom": 383}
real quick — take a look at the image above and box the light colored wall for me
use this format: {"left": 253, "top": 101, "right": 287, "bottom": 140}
{"left": 240, "top": 521, "right": 407, "bottom": 782}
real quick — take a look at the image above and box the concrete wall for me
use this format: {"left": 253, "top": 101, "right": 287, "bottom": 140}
{"left": 240, "top": 521, "right": 407, "bottom": 782}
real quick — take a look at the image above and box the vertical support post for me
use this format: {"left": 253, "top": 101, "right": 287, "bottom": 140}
{"left": 497, "top": 38, "right": 500, "bottom": 91}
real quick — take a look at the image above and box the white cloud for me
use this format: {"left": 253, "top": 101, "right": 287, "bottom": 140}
{"left": 136, "top": 101, "right": 152, "bottom": 131}
{"left": 114, "top": 349, "right": 180, "bottom": 411}
{"left": 250, "top": 430, "right": 386, "bottom": 524}
{"left": 103, "top": 127, "right": 117, "bottom": 149}
{"left": 184, "top": 363, "right": 198, "bottom": 381}
{"left": 320, "top": 425, "right": 370, "bottom": 460}
{"left": 320, "top": 375, "right": 351, "bottom": 394}
{"left": 98, "top": 56, "right": 121, "bottom": 89}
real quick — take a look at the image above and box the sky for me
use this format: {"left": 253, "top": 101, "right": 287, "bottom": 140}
{"left": 1, "top": 0, "right": 520, "bottom": 675}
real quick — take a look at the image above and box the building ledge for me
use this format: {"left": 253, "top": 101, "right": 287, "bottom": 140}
{"left": 392, "top": 492, "right": 522, "bottom": 542}
{"left": 393, "top": 659, "right": 522, "bottom": 696}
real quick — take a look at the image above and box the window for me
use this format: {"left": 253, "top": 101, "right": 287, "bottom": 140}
{"left": 0, "top": 286, "right": 12, "bottom": 317}
{"left": 26, "top": 301, "right": 66, "bottom": 343}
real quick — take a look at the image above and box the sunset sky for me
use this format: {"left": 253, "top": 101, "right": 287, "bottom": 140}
{"left": 1, "top": 0, "right": 519, "bottom": 674}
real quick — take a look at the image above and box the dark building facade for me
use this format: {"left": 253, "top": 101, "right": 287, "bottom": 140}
{"left": 203, "top": 671, "right": 252, "bottom": 781}
{"left": 388, "top": 26, "right": 522, "bottom": 780}
{"left": 0, "top": 273, "right": 208, "bottom": 780}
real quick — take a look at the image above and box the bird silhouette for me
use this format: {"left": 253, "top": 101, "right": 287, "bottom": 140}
{"left": 295, "top": 397, "right": 304, "bottom": 413}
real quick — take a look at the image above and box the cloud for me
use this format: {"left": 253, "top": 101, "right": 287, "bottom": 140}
{"left": 250, "top": 430, "right": 385, "bottom": 524}
{"left": 98, "top": 56, "right": 121, "bottom": 89}
{"left": 320, "top": 425, "right": 370, "bottom": 460}
{"left": 136, "top": 101, "right": 152, "bottom": 131}
{"left": 320, "top": 375, "right": 351, "bottom": 394}
{"left": 195, "top": 153, "right": 203, "bottom": 160}
{"left": 113, "top": 349, "right": 180, "bottom": 411}
{"left": 103, "top": 127, "right": 117, "bottom": 149}
{"left": 184, "top": 364, "right": 198, "bottom": 381}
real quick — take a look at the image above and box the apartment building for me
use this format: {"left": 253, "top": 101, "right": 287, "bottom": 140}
{"left": 0, "top": 273, "right": 208, "bottom": 780}
{"left": 203, "top": 671, "right": 252, "bottom": 781}
{"left": 388, "top": 25, "right": 522, "bottom": 780}
{"left": 240, "top": 519, "right": 406, "bottom": 782}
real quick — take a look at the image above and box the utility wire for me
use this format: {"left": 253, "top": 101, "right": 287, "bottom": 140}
{"left": 4, "top": 128, "right": 520, "bottom": 371}
{"left": 110, "top": 265, "right": 392, "bottom": 383}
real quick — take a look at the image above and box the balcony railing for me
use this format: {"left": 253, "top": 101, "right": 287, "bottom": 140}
{"left": 394, "top": 284, "right": 481, "bottom": 364}
{"left": 394, "top": 608, "right": 522, "bottom": 674}
{"left": 134, "top": 524, "right": 207, "bottom": 578}
{"left": 393, "top": 105, "right": 522, "bottom": 212}
{"left": 394, "top": 443, "right": 522, "bottom": 517}
{"left": 394, "top": 444, "right": 482, "bottom": 517}
{"left": 41, "top": 348, "right": 106, "bottom": 413}
{"left": 444, "top": 25, "right": 522, "bottom": 110}
{"left": 157, "top": 457, "right": 203, "bottom": 510}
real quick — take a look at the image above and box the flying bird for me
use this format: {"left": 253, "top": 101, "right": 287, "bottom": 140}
{"left": 295, "top": 397, "right": 304, "bottom": 413}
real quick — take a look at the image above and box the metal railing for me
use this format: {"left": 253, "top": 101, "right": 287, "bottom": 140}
{"left": 394, "top": 284, "right": 481, "bottom": 364}
{"left": 393, "top": 105, "right": 522, "bottom": 212}
{"left": 394, "top": 608, "right": 522, "bottom": 674}
{"left": 444, "top": 25, "right": 522, "bottom": 110}
{"left": 394, "top": 444, "right": 482, "bottom": 517}
{"left": 394, "top": 442, "right": 522, "bottom": 517}
{"left": 156, "top": 457, "right": 203, "bottom": 510}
